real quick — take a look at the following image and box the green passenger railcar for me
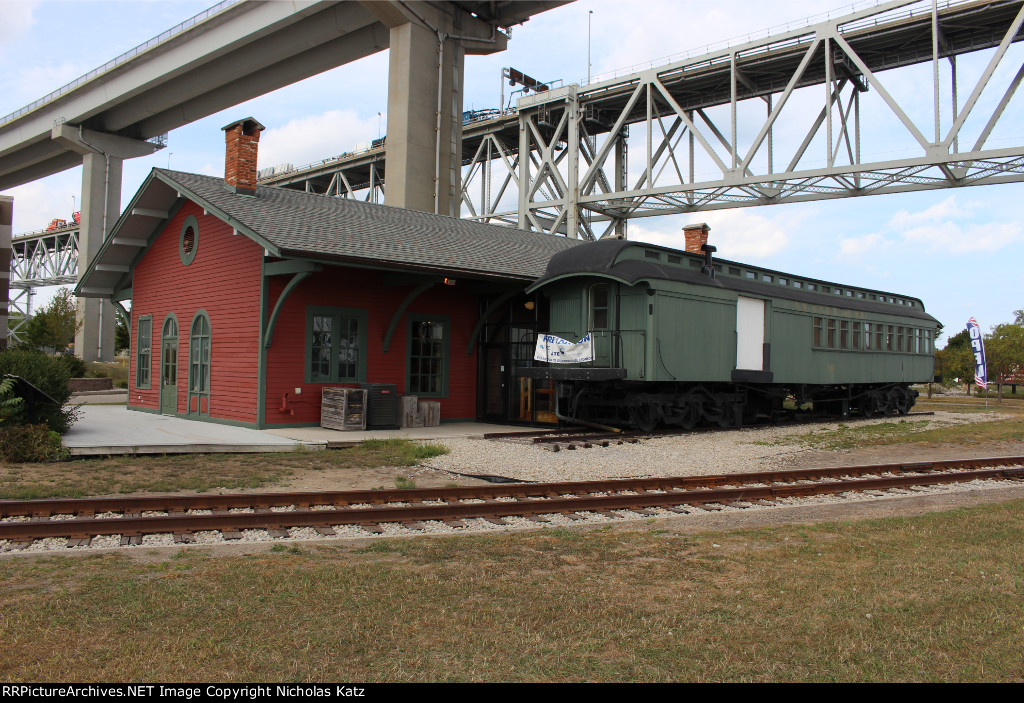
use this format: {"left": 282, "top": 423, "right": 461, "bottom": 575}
{"left": 522, "top": 240, "right": 940, "bottom": 430}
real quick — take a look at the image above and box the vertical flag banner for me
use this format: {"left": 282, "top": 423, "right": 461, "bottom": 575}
{"left": 966, "top": 317, "right": 988, "bottom": 389}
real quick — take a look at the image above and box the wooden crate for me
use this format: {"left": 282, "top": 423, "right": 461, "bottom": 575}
{"left": 418, "top": 400, "right": 441, "bottom": 427}
{"left": 399, "top": 395, "right": 419, "bottom": 428}
{"left": 320, "top": 388, "right": 366, "bottom": 431}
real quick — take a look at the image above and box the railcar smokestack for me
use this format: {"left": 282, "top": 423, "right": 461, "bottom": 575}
{"left": 701, "top": 243, "right": 717, "bottom": 278}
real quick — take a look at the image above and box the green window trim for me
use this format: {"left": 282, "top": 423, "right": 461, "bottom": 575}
{"left": 180, "top": 214, "right": 199, "bottom": 266}
{"left": 407, "top": 314, "right": 449, "bottom": 398}
{"left": 188, "top": 310, "right": 211, "bottom": 416}
{"left": 136, "top": 315, "right": 152, "bottom": 389}
{"left": 305, "top": 306, "right": 368, "bottom": 384}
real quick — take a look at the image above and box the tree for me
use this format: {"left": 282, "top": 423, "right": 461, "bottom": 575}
{"left": 935, "top": 328, "right": 974, "bottom": 386}
{"left": 19, "top": 288, "right": 82, "bottom": 353}
{"left": 115, "top": 313, "right": 130, "bottom": 355}
{"left": 987, "top": 319, "right": 1024, "bottom": 383}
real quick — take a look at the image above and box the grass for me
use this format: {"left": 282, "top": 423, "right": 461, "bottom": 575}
{"left": 84, "top": 360, "right": 129, "bottom": 384}
{"left": 758, "top": 400, "right": 1024, "bottom": 451}
{"left": 0, "top": 439, "right": 449, "bottom": 499}
{"left": 1, "top": 500, "right": 1022, "bottom": 682}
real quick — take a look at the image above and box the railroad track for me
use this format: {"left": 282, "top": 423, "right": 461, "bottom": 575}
{"left": 2, "top": 456, "right": 1021, "bottom": 552}
{"left": 487, "top": 411, "right": 937, "bottom": 452}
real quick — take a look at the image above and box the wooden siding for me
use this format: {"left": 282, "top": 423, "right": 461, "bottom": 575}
{"left": 129, "top": 200, "right": 262, "bottom": 423}
{"left": 264, "top": 268, "right": 480, "bottom": 425}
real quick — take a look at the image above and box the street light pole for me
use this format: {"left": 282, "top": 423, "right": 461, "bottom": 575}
{"left": 588, "top": 10, "right": 593, "bottom": 84}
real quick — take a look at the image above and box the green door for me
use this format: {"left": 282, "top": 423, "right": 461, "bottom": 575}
{"left": 590, "top": 284, "right": 614, "bottom": 367}
{"left": 160, "top": 317, "right": 178, "bottom": 415}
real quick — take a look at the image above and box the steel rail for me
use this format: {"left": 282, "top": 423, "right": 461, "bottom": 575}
{"left": 1, "top": 453, "right": 1019, "bottom": 519}
{"left": 1, "top": 457, "right": 1022, "bottom": 543}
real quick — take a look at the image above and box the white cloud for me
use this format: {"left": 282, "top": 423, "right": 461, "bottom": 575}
{"left": 2, "top": 171, "right": 81, "bottom": 233}
{"left": 258, "top": 110, "right": 382, "bottom": 170}
{"left": 0, "top": 1, "right": 37, "bottom": 51}
{"left": 838, "top": 232, "right": 892, "bottom": 258}
{"left": 901, "top": 221, "right": 1022, "bottom": 253}
{"left": 628, "top": 207, "right": 805, "bottom": 259}
{"left": 888, "top": 196, "right": 969, "bottom": 230}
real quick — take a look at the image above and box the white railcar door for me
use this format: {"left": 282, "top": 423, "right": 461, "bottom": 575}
{"left": 736, "top": 297, "right": 765, "bottom": 370}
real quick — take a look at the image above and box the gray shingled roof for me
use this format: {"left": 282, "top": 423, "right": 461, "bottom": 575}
{"left": 157, "top": 169, "right": 583, "bottom": 280}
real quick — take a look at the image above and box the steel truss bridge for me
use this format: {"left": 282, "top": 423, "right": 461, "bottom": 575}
{"left": 7, "top": 224, "right": 79, "bottom": 342}
{"left": 262, "top": 0, "right": 1024, "bottom": 239}
{"left": 10, "top": 0, "right": 1024, "bottom": 332}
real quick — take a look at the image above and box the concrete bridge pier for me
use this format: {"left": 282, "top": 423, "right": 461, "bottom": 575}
{"left": 364, "top": 3, "right": 507, "bottom": 217}
{"left": 51, "top": 125, "right": 159, "bottom": 362}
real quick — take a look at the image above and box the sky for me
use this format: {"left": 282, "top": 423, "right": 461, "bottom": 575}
{"left": 1, "top": 0, "right": 1022, "bottom": 345}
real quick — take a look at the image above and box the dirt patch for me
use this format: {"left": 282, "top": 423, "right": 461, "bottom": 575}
{"left": 259, "top": 462, "right": 495, "bottom": 493}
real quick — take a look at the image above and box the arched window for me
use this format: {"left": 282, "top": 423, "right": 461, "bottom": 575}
{"left": 188, "top": 311, "right": 211, "bottom": 415}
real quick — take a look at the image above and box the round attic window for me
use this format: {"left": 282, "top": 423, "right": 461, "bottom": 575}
{"left": 180, "top": 215, "right": 199, "bottom": 266}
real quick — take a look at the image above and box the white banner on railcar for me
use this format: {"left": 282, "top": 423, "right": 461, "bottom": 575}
{"left": 534, "top": 333, "right": 594, "bottom": 363}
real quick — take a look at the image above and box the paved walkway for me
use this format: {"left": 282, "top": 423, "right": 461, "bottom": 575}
{"left": 63, "top": 405, "right": 534, "bottom": 456}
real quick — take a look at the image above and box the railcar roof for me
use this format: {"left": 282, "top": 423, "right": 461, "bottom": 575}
{"left": 530, "top": 239, "right": 939, "bottom": 323}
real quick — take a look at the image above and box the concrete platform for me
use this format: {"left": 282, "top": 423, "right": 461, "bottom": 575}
{"left": 62, "top": 405, "right": 542, "bottom": 456}
{"left": 63, "top": 406, "right": 319, "bottom": 456}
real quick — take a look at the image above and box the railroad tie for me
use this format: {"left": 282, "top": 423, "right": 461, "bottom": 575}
{"left": 66, "top": 536, "right": 90, "bottom": 548}
{"left": 267, "top": 528, "right": 290, "bottom": 538}
{"left": 314, "top": 525, "right": 336, "bottom": 536}
{"left": 483, "top": 517, "right": 510, "bottom": 526}
{"left": 120, "top": 535, "right": 142, "bottom": 546}
{"left": 360, "top": 524, "right": 385, "bottom": 534}
{"left": 221, "top": 530, "right": 243, "bottom": 540}
{"left": 173, "top": 532, "right": 196, "bottom": 544}
{"left": 442, "top": 519, "right": 467, "bottom": 528}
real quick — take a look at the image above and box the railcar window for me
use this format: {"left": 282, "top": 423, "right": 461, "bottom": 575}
{"left": 827, "top": 319, "right": 836, "bottom": 348}
{"left": 840, "top": 320, "right": 850, "bottom": 349}
{"left": 745, "top": 271, "right": 755, "bottom": 279}
{"left": 807, "top": 283, "right": 816, "bottom": 291}
{"left": 897, "top": 326, "right": 904, "bottom": 352}
{"left": 886, "top": 325, "right": 894, "bottom": 351}
{"left": 778, "top": 278, "right": 787, "bottom": 286}
{"left": 813, "top": 317, "right": 823, "bottom": 347}
{"left": 857, "top": 292, "right": 865, "bottom": 299}
{"left": 834, "top": 288, "right": 842, "bottom": 295}
{"left": 668, "top": 255, "right": 681, "bottom": 264}
{"left": 793, "top": 280, "right": 803, "bottom": 289}
{"left": 864, "top": 323, "right": 872, "bottom": 350}
{"left": 591, "top": 285, "right": 610, "bottom": 329}
{"left": 645, "top": 250, "right": 661, "bottom": 260}
{"left": 763, "top": 274, "right": 773, "bottom": 282}
{"left": 729, "top": 267, "right": 741, "bottom": 276}
{"left": 821, "top": 286, "right": 831, "bottom": 294}
{"left": 853, "top": 321, "right": 862, "bottom": 350}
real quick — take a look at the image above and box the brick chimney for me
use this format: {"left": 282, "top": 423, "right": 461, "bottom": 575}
{"left": 221, "top": 117, "right": 265, "bottom": 195}
{"left": 683, "top": 222, "right": 710, "bottom": 254}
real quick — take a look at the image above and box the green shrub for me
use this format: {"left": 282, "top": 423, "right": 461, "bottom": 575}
{"left": 0, "top": 349, "right": 79, "bottom": 433}
{"left": 0, "top": 424, "right": 68, "bottom": 462}
{"left": 56, "top": 354, "right": 87, "bottom": 379}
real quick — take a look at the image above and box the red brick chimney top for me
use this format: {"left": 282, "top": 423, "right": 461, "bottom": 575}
{"left": 222, "top": 117, "right": 265, "bottom": 196}
{"left": 683, "top": 222, "right": 711, "bottom": 254}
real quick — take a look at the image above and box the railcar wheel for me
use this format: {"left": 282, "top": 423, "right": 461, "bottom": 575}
{"left": 883, "top": 390, "right": 899, "bottom": 417}
{"left": 629, "top": 403, "right": 659, "bottom": 433}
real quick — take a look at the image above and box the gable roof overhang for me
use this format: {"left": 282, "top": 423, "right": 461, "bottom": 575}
{"left": 77, "top": 168, "right": 584, "bottom": 300}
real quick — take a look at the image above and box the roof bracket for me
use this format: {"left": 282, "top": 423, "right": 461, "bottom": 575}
{"left": 263, "top": 271, "right": 313, "bottom": 348}
{"left": 382, "top": 281, "right": 438, "bottom": 354}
